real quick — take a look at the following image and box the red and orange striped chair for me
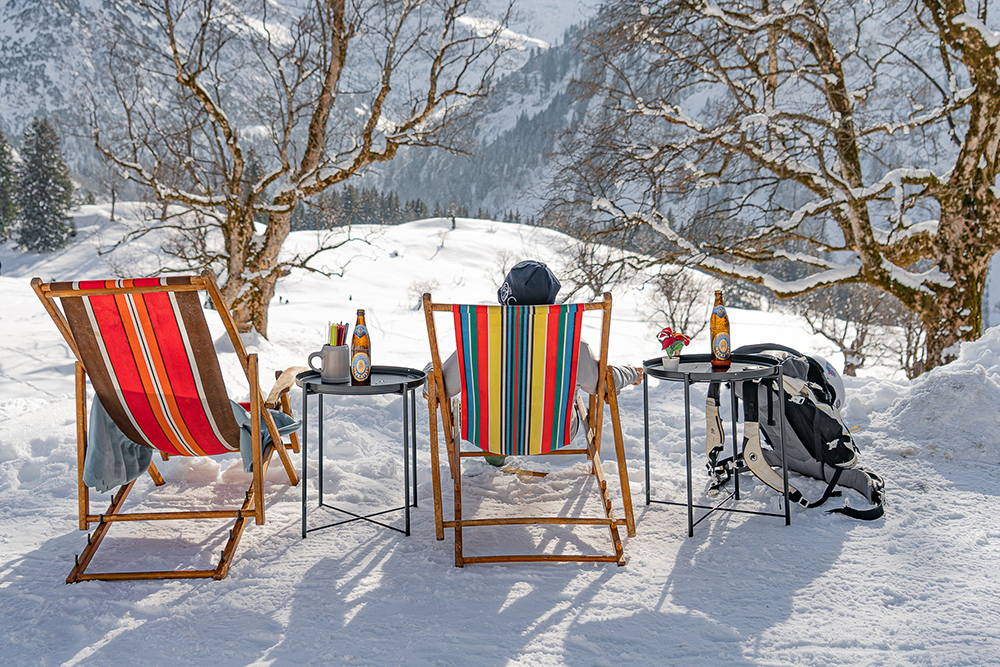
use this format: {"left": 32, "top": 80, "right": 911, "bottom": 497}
{"left": 423, "top": 293, "right": 635, "bottom": 566}
{"left": 32, "top": 271, "right": 301, "bottom": 582}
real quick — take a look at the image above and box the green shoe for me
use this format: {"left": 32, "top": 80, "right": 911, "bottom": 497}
{"left": 484, "top": 455, "right": 506, "bottom": 467}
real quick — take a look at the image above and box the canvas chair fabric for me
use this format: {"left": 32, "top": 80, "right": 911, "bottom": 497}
{"left": 453, "top": 304, "right": 583, "bottom": 455}
{"left": 423, "top": 293, "right": 636, "bottom": 567}
{"left": 58, "top": 277, "right": 242, "bottom": 456}
{"left": 32, "top": 271, "right": 302, "bottom": 583}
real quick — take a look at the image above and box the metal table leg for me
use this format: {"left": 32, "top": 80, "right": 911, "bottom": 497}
{"left": 643, "top": 374, "right": 650, "bottom": 506}
{"left": 403, "top": 387, "right": 411, "bottom": 536}
{"left": 411, "top": 388, "right": 418, "bottom": 508}
{"left": 779, "top": 366, "right": 791, "bottom": 525}
{"left": 301, "top": 384, "right": 308, "bottom": 539}
{"left": 730, "top": 382, "right": 740, "bottom": 501}
{"left": 684, "top": 377, "right": 693, "bottom": 538}
{"left": 318, "top": 394, "right": 324, "bottom": 505}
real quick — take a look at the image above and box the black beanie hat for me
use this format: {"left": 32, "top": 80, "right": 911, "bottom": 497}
{"left": 497, "top": 260, "right": 561, "bottom": 305}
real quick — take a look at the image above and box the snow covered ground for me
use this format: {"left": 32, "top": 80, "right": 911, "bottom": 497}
{"left": 1, "top": 207, "right": 999, "bottom": 665}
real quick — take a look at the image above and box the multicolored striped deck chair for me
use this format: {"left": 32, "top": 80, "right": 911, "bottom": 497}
{"left": 423, "top": 293, "right": 635, "bottom": 566}
{"left": 32, "top": 271, "right": 302, "bottom": 582}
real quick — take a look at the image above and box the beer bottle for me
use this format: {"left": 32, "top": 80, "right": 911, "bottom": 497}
{"left": 350, "top": 309, "right": 371, "bottom": 386}
{"left": 710, "top": 290, "right": 731, "bottom": 370}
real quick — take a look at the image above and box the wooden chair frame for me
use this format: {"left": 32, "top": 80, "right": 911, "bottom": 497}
{"left": 32, "top": 270, "right": 302, "bottom": 582}
{"left": 423, "top": 292, "right": 636, "bottom": 566}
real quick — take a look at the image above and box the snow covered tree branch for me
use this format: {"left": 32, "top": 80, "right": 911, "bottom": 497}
{"left": 548, "top": 0, "right": 1000, "bottom": 370}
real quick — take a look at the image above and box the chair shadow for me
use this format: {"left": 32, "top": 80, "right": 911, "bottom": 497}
{"left": 0, "top": 381, "right": 855, "bottom": 666}
{"left": 0, "top": 471, "right": 854, "bottom": 666}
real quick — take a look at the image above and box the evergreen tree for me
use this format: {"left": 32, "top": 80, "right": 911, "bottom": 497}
{"left": 0, "top": 131, "right": 16, "bottom": 240}
{"left": 16, "top": 119, "right": 74, "bottom": 252}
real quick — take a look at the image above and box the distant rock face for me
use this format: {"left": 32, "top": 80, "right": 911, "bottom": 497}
{"left": 0, "top": 0, "right": 134, "bottom": 185}
{"left": 379, "top": 27, "right": 587, "bottom": 219}
{"left": 0, "top": 0, "right": 597, "bottom": 212}
{"left": 0, "top": 0, "right": 115, "bottom": 130}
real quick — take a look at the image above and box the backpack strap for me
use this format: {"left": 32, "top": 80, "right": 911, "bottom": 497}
{"left": 732, "top": 343, "right": 803, "bottom": 357}
{"left": 741, "top": 386, "right": 808, "bottom": 506}
{"left": 826, "top": 468, "right": 885, "bottom": 520}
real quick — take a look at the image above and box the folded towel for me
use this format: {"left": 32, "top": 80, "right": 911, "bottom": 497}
{"left": 83, "top": 398, "right": 155, "bottom": 493}
{"left": 231, "top": 400, "right": 300, "bottom": 473}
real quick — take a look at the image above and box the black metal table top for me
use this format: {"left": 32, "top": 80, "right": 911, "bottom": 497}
{"left": 296, "top": 366, "right": 426, "bottom": 395}
{"left": 643, "top": 353, "right": 780, "bottom": 383}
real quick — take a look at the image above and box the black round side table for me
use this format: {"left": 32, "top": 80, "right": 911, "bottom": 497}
{"left": 642, "top": 353, "right": 791, "bottom": 536}
{"left": 297, "top": 366, "right": 426, "bottom": 537}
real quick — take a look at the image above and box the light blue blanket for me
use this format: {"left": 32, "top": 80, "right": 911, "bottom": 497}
{"left": 83, "top": 397, "right": 300, "bottom": 493}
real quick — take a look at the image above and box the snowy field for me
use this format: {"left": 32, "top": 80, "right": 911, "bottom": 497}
{"left": 1, "top": 206, "right": 1000, "bottom": 665}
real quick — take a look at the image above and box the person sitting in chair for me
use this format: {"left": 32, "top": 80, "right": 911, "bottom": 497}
{"left": 430, "top": 260, "right": 642, "bottom": 462}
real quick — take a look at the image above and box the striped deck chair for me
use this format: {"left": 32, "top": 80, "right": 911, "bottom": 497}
{"left": 423, "top": 293, "right": 635, "bottom": 566}
{"left": 32, "top": 270, "right": 302, "bottom": 582}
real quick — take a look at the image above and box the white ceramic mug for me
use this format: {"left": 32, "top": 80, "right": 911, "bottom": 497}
{"left": 308, "top": 344, "right": 350, "bottom": 383}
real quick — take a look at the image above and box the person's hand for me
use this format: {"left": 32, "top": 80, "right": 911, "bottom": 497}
{"left": 632, "top": 366, "right": 644, "bottom": 385}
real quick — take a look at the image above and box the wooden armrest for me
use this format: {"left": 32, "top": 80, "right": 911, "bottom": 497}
{"left": 265, "top": 366, "right": 308, "bottom": 409}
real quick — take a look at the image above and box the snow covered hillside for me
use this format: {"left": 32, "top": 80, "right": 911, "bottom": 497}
{"left": 1, "top": 207, "right": 999, "bottom": 665}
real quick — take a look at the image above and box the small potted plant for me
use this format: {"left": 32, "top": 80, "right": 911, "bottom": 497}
{"left": 657, "top": 326, "right": 690, "bottom": 371}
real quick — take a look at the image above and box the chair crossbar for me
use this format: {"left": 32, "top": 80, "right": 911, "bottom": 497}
{"left": 75, "top": 569, "right": 220, "bottom": 582}
{"left": 87, "top": 510, "right": 244, "bottom": 522}
{"left": 462, "top": 555, "right": 623, "bottom": 565}
{"left": 444, "top": 517, "right": 617, "bottom": 527}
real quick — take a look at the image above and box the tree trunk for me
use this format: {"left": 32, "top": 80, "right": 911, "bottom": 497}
{"left": 220, "top": 205, "right": 294, "bottom": 337}
{"left": 917, "top": 81, "right": 1000, "bottom": 369}
{"left": 920, "top": 208, "right": 993, "bottom": 369}
{"left": 219, "top": 207, "right": 257, "bottom": 333}
{"left": 235, "top": 272, "right": 279, "bottom": 337}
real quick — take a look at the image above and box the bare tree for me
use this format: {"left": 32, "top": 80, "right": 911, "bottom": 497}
{"left": 92, "top": 0, "right": 509, "bottom": 336}
{"left": 559, "top": 236, "right": 633, "bottom": 301}
{"left": 549, "top": 0, "right": 1000, "bottom": 371}
{"left": 880, "top": 296, "right": 928, "bottom": 379}
{"left": 647, "top": 268, "right": 709, "bottom": 342}
{"left": 792, "top": 284, "right": 893, "bottom": 376}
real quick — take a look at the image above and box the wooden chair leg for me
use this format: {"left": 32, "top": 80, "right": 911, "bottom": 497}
{"left": 215, "top": 474, "right": 261, "bottom": 580}
{"left": 453, "top": 450, "right": 464, "bottom": 568}
{"left": 428, "top": 378, "right": 445, "bottom": 541}
{"left": 444, "top": 390, "right": 464, "bottom": 566}
{"left": 447, "top": 398, "right": 461, "bottom": 480}
{"left": 75, "top": 363, "right": 90, "bottom": 531}
{"left": 264, "top": 408, "right": 299, "bottom": 487}
{"left": 257, "top": 364, "right": 299, "bottom": 488}
{"left": 586, "top": 432, "right": 625, "bottom": 566}
{"left": 589, "top": 394, "right": 600, "bottom": 456}
{"left": 605, "top": 374, "right": 636, "bottom": 538}
{"left": 147, "top": 461, "right": 165, "bottom": 486}
{"left": 67, "top": 480, "right": 136, "bottom": 583}
{"left": 280, "top": 393, "right": 301, "bottom": 454}
{"left": 249, "top": 355, "right": 265, "bottom": 525}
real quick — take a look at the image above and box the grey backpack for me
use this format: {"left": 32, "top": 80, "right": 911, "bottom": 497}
{"left": 706, "top": 344, "right": 884, "bottom": 521}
